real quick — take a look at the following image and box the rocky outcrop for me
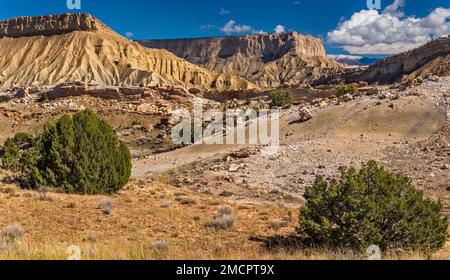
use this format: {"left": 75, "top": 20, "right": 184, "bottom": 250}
{"left": 18, "top": 81, "right": 195, "bottom": 101}
{"left": 357, "top": 36, "right": 450, "bottom": 84}
{"left": 141, "top": 32, "right": 327, "bottom": 62}
{"left": 46, "top": 82, "right": 153, "bottom": 100}
{"left": 0, "top": 13, "right": 256, "bottom": 92}
{"left": 0, "top": 13, "right": 100, "bottom": 38}
{"left": 139, "top": 32, "right": 343, "bottom": 87}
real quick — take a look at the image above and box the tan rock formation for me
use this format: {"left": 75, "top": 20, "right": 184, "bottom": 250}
{"left": 0, "top": 13, "right": 256, "bottom": 92}
{"left": 44, "top": 81, "right": 195, "bottom": 100}
{"left": 358, "top": 36, "right": 450, "bottom": 83}
{"left": 0, "top": 13, "right": 100, "bottom": 38}
{"left": 138, "top": 32, "right": 343, "bottom": 87}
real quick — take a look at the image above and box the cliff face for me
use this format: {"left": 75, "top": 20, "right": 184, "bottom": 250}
{"left": 0, "top": 13, "right": 100, "bottom": 38}
{"left": 139, "top": 32, "right": 342, "bottom": 87}
{"left": 141, "top": 32, "right": 327, "bottom": 63}
{"left": 358, "top": 36, "right": 450, "bottom": 83}
{"left": 0, "top": 13, "right": 255, "bottom": 92}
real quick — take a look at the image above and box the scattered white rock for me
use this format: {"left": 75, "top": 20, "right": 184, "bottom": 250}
{"left": 228, "top": 164, "right": 240, "bottom": 172}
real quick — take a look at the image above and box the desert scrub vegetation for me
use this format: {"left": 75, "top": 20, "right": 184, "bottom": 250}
{"left": 0, "top": 109, "right": 132, "bottom": 194}
{"left": 2, "top": 224, "right": 25, "bottom": 241}
{"left": 0, "top": 132, "right": 34, "bottom": 172}
{"left": 151, "top": 240, "right": 169, "bottom": 252}
{"left": 336, "top": 83, "right": 358, "bottom": 95}
{"left": 131, "top": 120, "right": 142, "bottom": 126}
{"left": 298, "top": 160, "right": 448, "bottom": 254}
{"left": 268, "top": 90, "right": 294, "bottom": 108}
{"left": 206, "top": 205, "right": 235, "bottom": 230}
{"left": 160, "top": 199, "right": 172, "bottom": 208}
{"left": 99, "top": 198, "right": 114, "bottom": 215}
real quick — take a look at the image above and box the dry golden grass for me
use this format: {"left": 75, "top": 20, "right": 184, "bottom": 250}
{"left": 1, "top": 174, "right": 449, "bottom": 260}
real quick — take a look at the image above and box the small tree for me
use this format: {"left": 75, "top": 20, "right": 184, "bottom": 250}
{"left": 268, "top": 90, "right": 294, "bottom": 108}
{"left": 12, "top": 132, "right": 34, "bottom": 148}
{"left": 0, "top": 138, "right": 20, "bottom": 172}
{"left": 299, "top": 160, "right": 448, "bottom": 253}
{"left": 0, "top": 109, "right": 132, "bottom": 194}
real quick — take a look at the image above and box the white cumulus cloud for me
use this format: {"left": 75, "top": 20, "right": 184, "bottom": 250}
{"left": 274, "top": 25, "right": 286, "bottom": 34}
{"left": 327, "top": 0, "right": 450, "bottom": 55}
{"left": 125, "top": 32, "right": 134, "bottom": 38}
{"left": 221, "top": 20, "right": 255, "bottom": 34}
{"left": 383, "top": 0, "right": 405, "bottom": 17}
{"left": 328, "top": 54, "right": 364, "bottom": 60}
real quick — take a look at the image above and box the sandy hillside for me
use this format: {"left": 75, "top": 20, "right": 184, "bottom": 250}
{"left": 0, "top": 14, "right": 256, "bottom": 92}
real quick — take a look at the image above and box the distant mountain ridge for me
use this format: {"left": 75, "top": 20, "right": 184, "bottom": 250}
{"left": 138, "top": 32, "right": 343, "bottom": 87}
{"left": 316, "top": 36, "right": 450, "bottom": 85}
{"left": 357, "top": 35, "right": 450, "bottom": 83}
{"left": 329, "top": 55, "right": 379, "bottom": 66}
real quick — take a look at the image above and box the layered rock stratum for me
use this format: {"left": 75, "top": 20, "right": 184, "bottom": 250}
{"left": 139, "top": 32, "right": 343, "bottom": 87}
{"left": 0, "top": 13, "right": 256, "bottom": 91}
{"left": 0, "top": 13, "right": 100, "bottom": 37}
{"left": 356, "top": 36, "right": 450, "bottom": 83}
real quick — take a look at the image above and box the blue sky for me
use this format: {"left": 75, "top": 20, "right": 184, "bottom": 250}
{"left": 0, "top": 0, "right": 449, "bottom": 56}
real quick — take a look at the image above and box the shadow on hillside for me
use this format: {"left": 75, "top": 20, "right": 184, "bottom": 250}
{"left": 1, "top": 174, "right": 29, "bottom": 189}
{"left": 288, "top": 119, "right": 306, "bottom": 125}
{"left": 250, "top": 234, "right": 312, "bottom": 253}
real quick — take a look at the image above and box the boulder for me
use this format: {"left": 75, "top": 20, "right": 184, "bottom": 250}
{"left": 120, "top": 86, "right": 145, "bottom": 96}
{"left": 87, "top": 87, "right": 121, "bottom": 99}
{"left": 47, "top": 81, "right": 87, "bottom": 99}
{"left": 298, "top": 107, "right": 313, "bottom": 122}
{"left": 230, "top": 148, "right": 256, "bottom": 159}
{"left": 228, "top": 164, "right": 240, "bottom": 172}
{"left": 426, "top": 75, "right": 441, "bottom": 82}
{"left": 339, "top": 94, "right": 353, "bottom": 102}
{"left": 357, "top": 81, "right": 369, "bottom": 87}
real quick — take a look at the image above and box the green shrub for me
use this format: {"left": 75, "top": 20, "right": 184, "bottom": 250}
{"left": 0, "top": 138, "right": 20, "bottom": 172}
{"left": 336, "top": 83, "right": 358, "bottom": 95}
{"left": 299, "top": 160, "right": 448, "bottom": 253}
{"left": 12, "top": 132, "right": 34, "bottom": 148}
{"left": 0, "top": 132, "right": 34, "bottom": 172}
{"left": 268, "top": 90, "right": 294, "bottom": 108}
{"left": 253, "top": 106, "right": 261, "bottom": 114}
{"left": 0, "top": 109, "right": 131, "bottom": 194}
{"left": 131, "top": 120, "right": 142, "bottom": 126}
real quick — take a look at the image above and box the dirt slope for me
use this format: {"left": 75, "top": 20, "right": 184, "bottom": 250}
{"left": 132, "top": 78, "right": 449, "bottom": 207}
{"left": 0, "top": 13, "right": 256, "bottom": 92}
